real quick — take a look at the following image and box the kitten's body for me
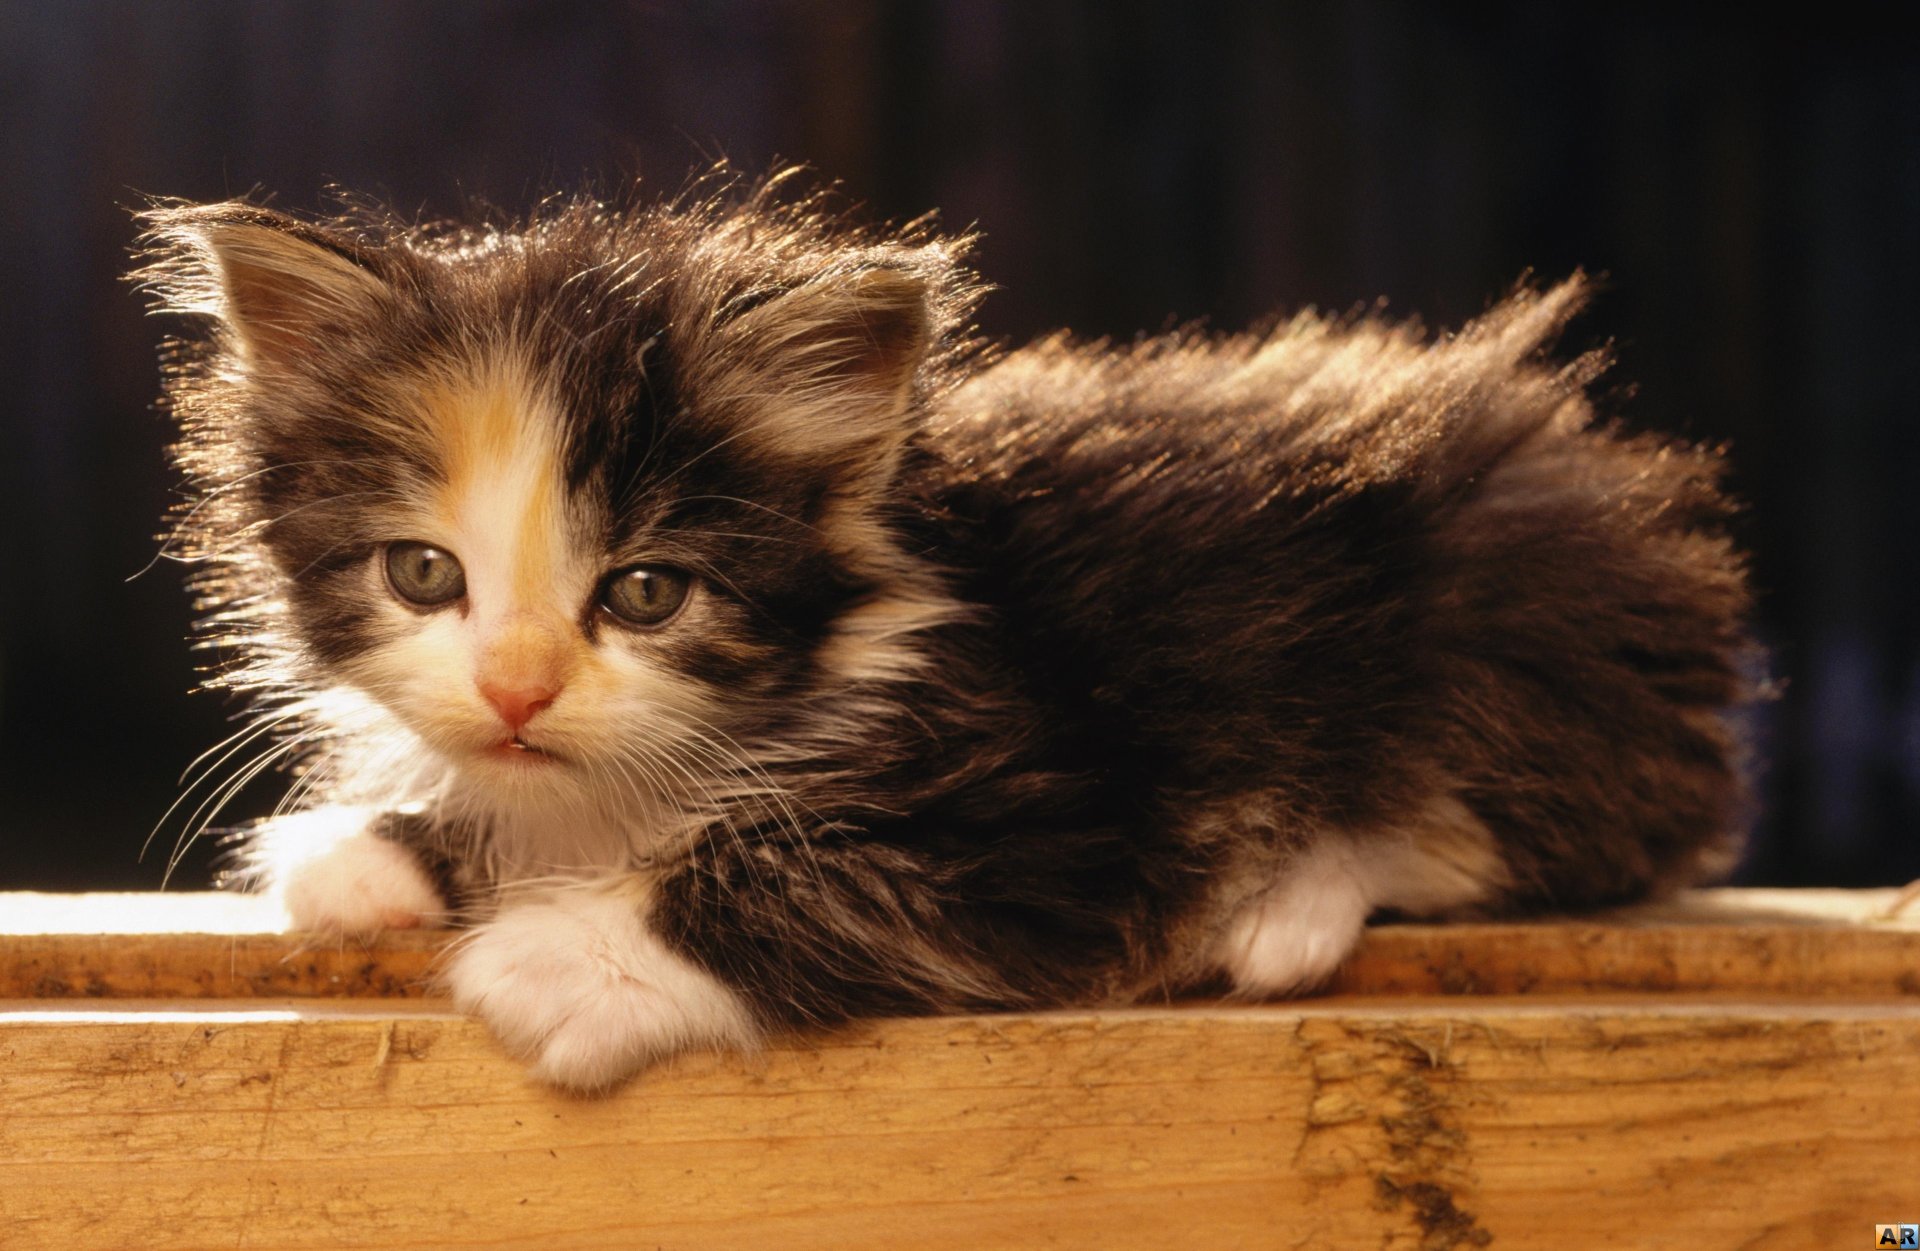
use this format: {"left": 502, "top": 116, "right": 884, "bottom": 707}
{"left": 136, "top": 180, "right": 1753, "bottom": 1088}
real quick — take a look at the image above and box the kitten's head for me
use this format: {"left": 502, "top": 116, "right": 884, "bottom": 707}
{"left": 135, "top": 177, "right": 980, "bottom": 818}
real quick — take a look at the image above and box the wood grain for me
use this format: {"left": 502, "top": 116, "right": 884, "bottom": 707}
{"left": 3, "top": 888, "right": 1915, "bottom": 1000}
{"left": 2, "top": 890, "right": 1916, "bottom": 1249}
{"left": 1, "top": 997, "right": 1913, "bottom": 1250}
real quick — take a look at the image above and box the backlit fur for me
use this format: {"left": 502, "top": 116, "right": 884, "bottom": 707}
{"left": 133, "top": 173, "right": 1757, "bottom": 1089}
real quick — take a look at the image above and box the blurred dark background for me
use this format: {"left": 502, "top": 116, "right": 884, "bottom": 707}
{"left": 1, "top": 1, "right": 1913, "bottom": 890}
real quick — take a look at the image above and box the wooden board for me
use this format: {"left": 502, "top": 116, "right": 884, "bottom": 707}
{"left": 3, "top": 888, "right": 1916, "bottom": 1000}
{"left": 2, "top": 997, "right": 1915, "bottom": 1250}
{"left": 2, "top": 889, "right": 1917, "bottom": 1249}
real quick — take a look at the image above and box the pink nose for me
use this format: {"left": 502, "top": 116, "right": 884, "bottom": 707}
{"left": 478, "top": 681, "right": 558, "bottom": 733}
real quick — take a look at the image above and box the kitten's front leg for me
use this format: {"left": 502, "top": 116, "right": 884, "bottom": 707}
{"left": 236, "top": 806, "right": 449, "bottom": 934}
{"left": 445, "top": 832, "right": 1035, "bottom": 1091}
{"left": 443, "top": 879, "right": 758, "bottom": 1091}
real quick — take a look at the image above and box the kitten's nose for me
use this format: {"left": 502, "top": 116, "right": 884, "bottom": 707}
{"left": 478, "top": 681, "right": 558, "bottom": 733}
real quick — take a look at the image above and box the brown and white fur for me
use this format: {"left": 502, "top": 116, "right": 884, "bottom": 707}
{"left": 133, "top": 177, "right": 1756, "bottom": 1090}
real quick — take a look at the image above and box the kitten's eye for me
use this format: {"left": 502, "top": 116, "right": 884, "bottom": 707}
{"left": 384, "top": 541, "right": 467, "bottom": 608}
{"left": 600, "top": 565, "right": 692, "bottom": 628}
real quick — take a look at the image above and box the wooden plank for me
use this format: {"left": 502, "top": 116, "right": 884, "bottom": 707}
{"left": 0, "top": 996, "right": 1913, "bottom": 1250}
{"left": 3, "top": 889, "right": 1916, "bottom": 1000}
{"left": 0, "top": 930, "right": 443, "bottom": 1000}
{"left": 0, "top": 892, "right": 433, "bottom": 999}
{"left": 1327, "top": 895, "right": 1920, "bottom": 998}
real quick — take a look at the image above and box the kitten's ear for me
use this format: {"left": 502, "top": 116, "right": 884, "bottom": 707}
{"left": 717, "top": 266, "right": 933, "bottom": 467}
{"left": 134, "top": 202, "right": 391, "bottom": 371}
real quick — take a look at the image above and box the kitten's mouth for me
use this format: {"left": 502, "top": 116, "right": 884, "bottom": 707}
{"left": 489, "top": 736, "right": 563, "bottom": 765}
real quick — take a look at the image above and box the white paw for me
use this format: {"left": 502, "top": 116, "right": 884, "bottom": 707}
{"left": 1217, "top": 843, "right": 1372, "bottom": 995}
{"left": 444, "top": 883, "right": 758, "bottom": 1091}
{"left": 244, "top": 808, "right": 445, "bottom": 934}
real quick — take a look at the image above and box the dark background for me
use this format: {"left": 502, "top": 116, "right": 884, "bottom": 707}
{"left": 1, "top": 1, "right": 1913, "bottom": 890}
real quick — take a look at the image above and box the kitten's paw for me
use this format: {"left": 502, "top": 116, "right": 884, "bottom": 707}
{"left": 1217, "top": 844, "right": 1372, "bottom": 995}
{"left": 246, "top": 808, "right": 446, "bottom": 934}
{"left": 445, "top": 884, "right": 757, "bottom": 1091}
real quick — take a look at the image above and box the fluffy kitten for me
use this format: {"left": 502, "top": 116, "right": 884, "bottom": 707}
{"left": 134, "top": 176, "right": 1754, "bottom": 1089}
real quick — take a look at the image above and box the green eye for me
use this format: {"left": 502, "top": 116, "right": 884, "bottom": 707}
{"left": 601, "top": 565, "right": 692, "bottom": 627}
{"left": 384, "top": 541, "right": 466, "bottom": 607}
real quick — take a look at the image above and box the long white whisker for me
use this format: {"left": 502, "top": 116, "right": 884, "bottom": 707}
{"left": 163, "top": 737, "right": 305, "bottom": 888}
{"left": 144, "top": 710, "right": 306, "bottom": 863}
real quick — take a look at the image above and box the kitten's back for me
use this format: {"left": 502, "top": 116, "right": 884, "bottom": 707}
{"left": 922, "top": 277, "right": 1752, "bottom": 913}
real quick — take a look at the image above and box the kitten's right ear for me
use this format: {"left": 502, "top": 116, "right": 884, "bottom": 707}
{"left": 134, "top": 202, "right": 391, "bottom": 371}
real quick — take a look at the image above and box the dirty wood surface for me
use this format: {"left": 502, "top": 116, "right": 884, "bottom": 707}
{"left": 2, "top": 888, "right": 1915, "bottom": 1000}
{"left": 1, "top": 889, "right": 1916, "bottom": 1250}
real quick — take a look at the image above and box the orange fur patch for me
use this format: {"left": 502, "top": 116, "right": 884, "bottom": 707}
{"left": 415, "top": 353, "right": 584, "bottom": 694}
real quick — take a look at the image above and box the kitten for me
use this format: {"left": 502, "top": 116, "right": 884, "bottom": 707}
{"left": 133, "top": 176, "right": 1755, "bottom": 1090}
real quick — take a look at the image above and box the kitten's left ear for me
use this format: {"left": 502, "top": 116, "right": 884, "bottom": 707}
{"left": 716, "top": 266, "right": 932, "bottom": 469}
{"left": 134, "top": 201, "right": 393, "bottom": 373}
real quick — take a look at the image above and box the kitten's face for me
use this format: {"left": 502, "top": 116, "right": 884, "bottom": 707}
{"left": 140, "top": 198, "right": 963, "bottom": 815}
{"left": 320, "top": 351, "right": 743, "bottom": 796}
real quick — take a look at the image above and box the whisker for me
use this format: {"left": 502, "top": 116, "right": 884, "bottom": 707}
{"left": 163, "top": 737, "right": 305, "bottom": 888}
{"left": 132, "top": 459, "right": 371, "bottom": 580}
{"left": 672, "top": 494, "right": 822, "bottom": 534}
{"left": 145, "top": 709, "right": 305, "bottom": 863}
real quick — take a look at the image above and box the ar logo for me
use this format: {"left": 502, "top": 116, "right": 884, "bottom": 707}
{"left": 1876, "top": 1225, "right": 1920, "bottom": 1248}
